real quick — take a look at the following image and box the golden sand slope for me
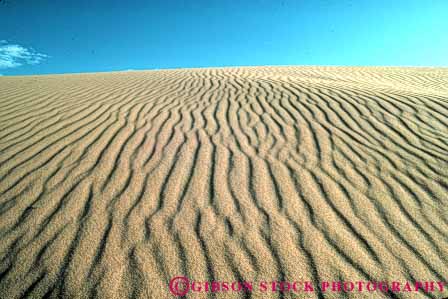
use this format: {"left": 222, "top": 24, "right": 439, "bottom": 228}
{"left": 0, "top": 67, "right": 447, "bottom": 299}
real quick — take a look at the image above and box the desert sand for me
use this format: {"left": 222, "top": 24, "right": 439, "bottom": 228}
{"left": 0, "top": 66, "right": 447, "bottom": 299}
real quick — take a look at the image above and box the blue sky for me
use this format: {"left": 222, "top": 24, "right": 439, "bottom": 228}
{"left": 1, "top": 0, "right": 447, "bottom": 76}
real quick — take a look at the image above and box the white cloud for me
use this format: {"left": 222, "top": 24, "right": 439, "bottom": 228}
{"left": 0, "top": 41, "right": 49, "bottom": 69}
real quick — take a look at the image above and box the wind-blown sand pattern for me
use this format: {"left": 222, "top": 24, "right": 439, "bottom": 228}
{"left": 0, "top": 66, "right": 447, "bottom": 299}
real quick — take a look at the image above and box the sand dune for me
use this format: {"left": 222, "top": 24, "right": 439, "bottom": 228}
{"left": 0, "top": 66, "right": 447, "bottom": 299}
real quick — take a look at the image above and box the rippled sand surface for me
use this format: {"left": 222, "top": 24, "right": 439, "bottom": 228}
{"left": 0, "top": 67, "right": 447, "bottom": 298}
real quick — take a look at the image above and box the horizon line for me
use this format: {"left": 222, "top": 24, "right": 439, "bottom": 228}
{"left": 2, "top": 64, "right": 447, "bottom": 77}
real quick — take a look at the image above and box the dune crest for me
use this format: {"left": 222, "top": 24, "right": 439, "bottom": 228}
{"left": 0, "top": 66, "right": 447, "bottom": 298}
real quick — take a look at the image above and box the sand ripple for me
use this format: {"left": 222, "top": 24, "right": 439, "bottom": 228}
{"left": 0, "top": 67, "right": 447, "bottom": 298}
